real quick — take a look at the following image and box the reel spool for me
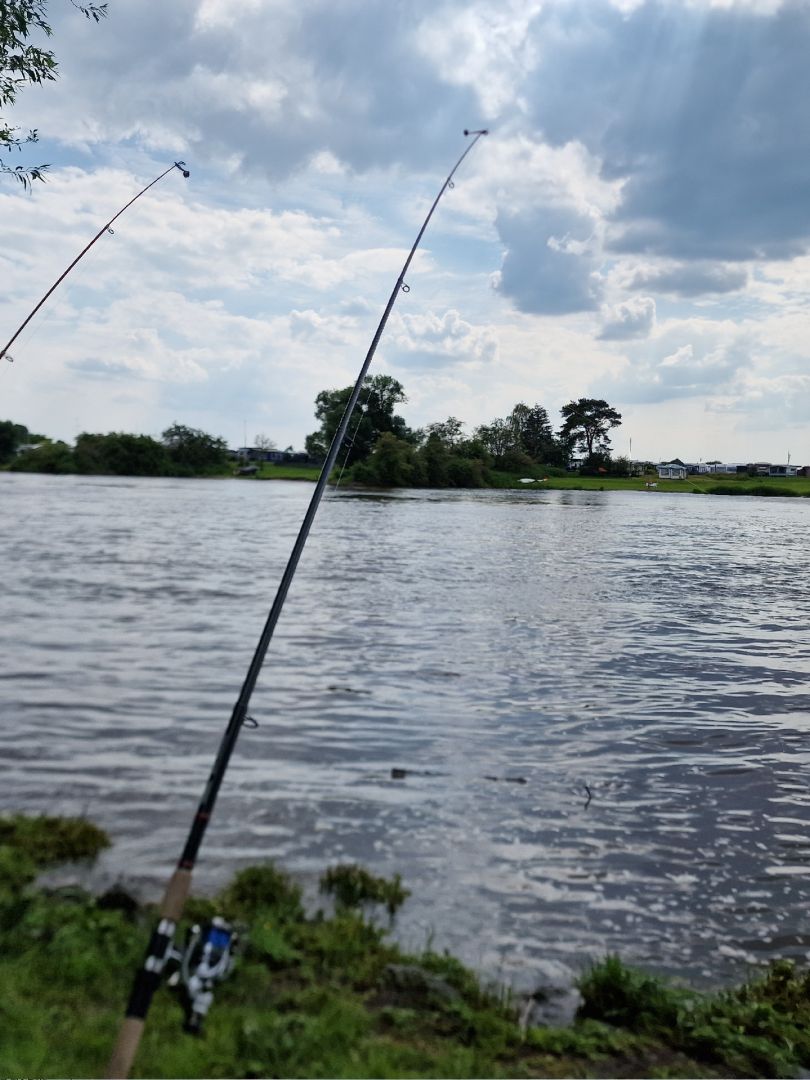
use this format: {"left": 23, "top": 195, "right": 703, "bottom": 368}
{"left": 168, "top": 916, "right": 237, "bottom": 1035}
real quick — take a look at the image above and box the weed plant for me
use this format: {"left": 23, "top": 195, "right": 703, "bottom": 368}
{"left": 319, "top": 864, "right": 410, "bottom": 918}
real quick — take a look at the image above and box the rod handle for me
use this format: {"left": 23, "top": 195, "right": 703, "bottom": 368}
{"left": 105, "top": 868, "right": 193, "bottom": 1076}
{"left": 161, "top": 867, "right": 192, "bottom": 920}
{"left": 105, "top": 1017, "right": 144, "bottom": 1079}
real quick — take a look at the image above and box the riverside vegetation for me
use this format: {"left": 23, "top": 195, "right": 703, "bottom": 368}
{"left": 3, "top": 379, "right": 808, "bottom": 496}
{"left": 0, "top": 421, "right": 232, "bottom": 478}
{"left": 4, "top": 815, "right": 810, "bottom": 1078}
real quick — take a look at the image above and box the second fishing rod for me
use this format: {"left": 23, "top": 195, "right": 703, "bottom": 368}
{"left": 105, "top": 127, "right": 488, "bottom": 1079}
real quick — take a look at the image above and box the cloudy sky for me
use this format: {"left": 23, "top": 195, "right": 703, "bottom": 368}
{"left": 2, "top": 0, "right": 810, "bottom": 463}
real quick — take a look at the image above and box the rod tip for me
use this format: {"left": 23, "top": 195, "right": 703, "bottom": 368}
{"left": 464, "top": 129, "right": 489, "bottom": 136}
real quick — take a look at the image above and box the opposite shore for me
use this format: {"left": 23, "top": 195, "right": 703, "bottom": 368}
{"left": 237, "top": 462, "right": 810, "bottom": 498}
{"left": 6, "top": 459, "right": 809, "bottom": 499}
{"left": 5, "top": 407, "right": 808, "bottom": 498}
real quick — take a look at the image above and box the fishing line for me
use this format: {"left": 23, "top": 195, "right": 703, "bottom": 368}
{"left": 332, "top": 382, "right": 375, "bottom": 491}
{"left": 331, "top": 277, "right": 424, "bottom": 492}
{"left": 105, "top": 129, "right": 488, "bottom": 1079}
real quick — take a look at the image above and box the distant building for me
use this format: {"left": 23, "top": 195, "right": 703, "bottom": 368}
{"left": 767, "top": 464, "right": 798, "bottom": 477}
{"left": 658, "top": 460, "right": 803, "bottom": 480}
{"left": 234, "top": 447, "right": 286, "bottom": 463}
{"left": 657, "top": 462, "right": 688, "bottom": 479}
{"left": 229, "top": 447, "right": 322, "bottom": 466}
{"left": 709, "top": 463, "right": 744, "bottom": 474}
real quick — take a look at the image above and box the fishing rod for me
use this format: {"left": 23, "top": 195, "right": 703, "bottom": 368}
{"left": 105, "top": 127, "right": 488, "bottom": 1079}
{"left": 0, "top": 161, "right": 190, "bottom": 365}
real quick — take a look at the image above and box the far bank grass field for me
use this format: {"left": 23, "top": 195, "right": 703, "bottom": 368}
{"left": 6, "top": 453, "right": 810, "bottom": 498}
{"left": 246, "top": 461, "right": 810, "bottom": 498}
{"left": 5, "top": 814, "right": 810, "bottom": 1079}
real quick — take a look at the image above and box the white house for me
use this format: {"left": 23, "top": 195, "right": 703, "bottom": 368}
{"left": 768, "top": 464, "right": 798, "bottom": 477}
{"left": 657, "top": 463, "right": 688, "bottom": 479}
{"left": 708, "top": 463, "right": 743, "bottom": 474}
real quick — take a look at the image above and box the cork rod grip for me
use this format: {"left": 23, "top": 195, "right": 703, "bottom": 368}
{"left": 161, "top": 867, "right": 192, "bottom": 920}
{"left": 105, "top": 1017, "right": 144, "bottom": 1079}
{"left": 105, "top": 868, "right": 193, "bottom": 1077}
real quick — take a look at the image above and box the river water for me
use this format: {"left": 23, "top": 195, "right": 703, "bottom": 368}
{"left": 2, "top": 472, "right": 810, "bottom": 993}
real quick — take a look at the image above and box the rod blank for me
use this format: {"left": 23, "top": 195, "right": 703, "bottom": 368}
{"left": 1, "top": 161, "right": 190, "bottom": 365}
{"left": 105, "top": 129, "right": 487, "bottom": 1078}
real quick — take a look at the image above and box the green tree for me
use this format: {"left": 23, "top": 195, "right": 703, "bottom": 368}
{"left": 420, "top": 432, "right": 451, "bottom": 487}
{"left": 352, "top": 432, "right": 422, "bottom": 487}
{"left": 306, "top": 373, "right": 412, "bottom": 467}
{"left": 453, "top": 436, "right": 491, "bottom": 464}
{"left": 162, "top": 423, "right": 228, "bottom": 474}
{"left": 10, "top": 437, "right": 74, "bottom": 472}
{"left": 559, "top": 398, "right": 622, "bottom": 463}
{"left": 2, "top": 1, "right": 107, "bottom": 189}
{"left": 420, "top": 416, "right": 464, "bottom": 448}
{"left": 611, "top": 454, "right": 632, "bottom": 477}
{"left": 507, "top": 402, "right": 560, "bottom": 463}
{"left": 473, "top": 418, "right": 515, "bottom": 459}
{"left": 0, "top": 418, "right": 42, "bottom": 461}
{"left": 445, "top": 454, "right": 486, "bottom": 487}
{"left": 415, "top": 430, "right": 489, "bottom": 488}
{"left": 74, "top": 432, "right": 169, "bottom": 475}
{"left": 351, "top": 431, "right": 487, "bottom": 490}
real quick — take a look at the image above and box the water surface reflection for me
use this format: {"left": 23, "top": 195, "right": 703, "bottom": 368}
{"left": 2, "top": 473, "right": 810, "bottom": 989}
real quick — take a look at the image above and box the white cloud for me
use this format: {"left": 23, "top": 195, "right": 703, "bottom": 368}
{"left": 3, "top": 0, "right": 810, "bottom": 462}
{"left": 416, "top": 0, "right": 543, "bottom": 117}
{"left": 598, "top": 296, "right": 656, "bottom": 340}
{"left": 626, "top": 261, "right": 748, "bottom": 297}
{"left": 388, "top": 309, "right": 499, "bottom": 368}
{"left": 599, "top": 318, "right": 754, "bottom": 404}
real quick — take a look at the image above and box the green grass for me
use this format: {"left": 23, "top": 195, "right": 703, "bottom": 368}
{"left": 0, "top": 813, "right": 110, "bottom": 866}
{"left": 239, "top": 463, "right": 321, "bottom": 481}
{"left": 487, "top": 470, "right": 810, "bottom": 497}
{"left": 4, "top": 815, "right": 810, "bottom": 1078}
{"left": 578, "top": 954, "right": 810, "bottom": 1077}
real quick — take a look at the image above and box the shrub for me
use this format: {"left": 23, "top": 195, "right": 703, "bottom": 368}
{"left": 320, "top": 864, "right": 410, "bottom": 918}
{"left": 0, "top": 815, "right": 110, "bottom": 866}
{"left": 219, "top": 863, "right": 304, "bottom": 923}
{"left": 577, "top": 955, "right": 685, "bottom": 1032}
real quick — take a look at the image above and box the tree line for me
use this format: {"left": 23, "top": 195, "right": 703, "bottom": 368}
{"left": 306, "top": 374, "right": 624, "bottom": 487}
{"left": 0, "top": 422, "right": 229, "bottom": 476}
{"left": 2, "top": 378, "right": 624, "bottom": 486}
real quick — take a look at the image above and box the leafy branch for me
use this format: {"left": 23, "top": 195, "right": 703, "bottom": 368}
{"left": 0, "top": 0, "right": 107, "bottom": 189}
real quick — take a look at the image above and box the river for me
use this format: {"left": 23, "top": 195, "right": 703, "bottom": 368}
{"left": 2, "top": 472, "right": 810, "bottom": 994}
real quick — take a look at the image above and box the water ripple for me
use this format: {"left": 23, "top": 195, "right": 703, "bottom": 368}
{"left": 2, "top": 473, "right": 810, "bottom": 989}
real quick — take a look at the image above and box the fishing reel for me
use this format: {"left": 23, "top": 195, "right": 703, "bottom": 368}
{"left": 167, "top": 916, "right": 238, "bottom": 1035}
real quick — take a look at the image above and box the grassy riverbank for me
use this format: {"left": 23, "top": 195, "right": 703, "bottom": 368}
{"left": 246, "top": 462, "right": 322, "bottom": 481}
{"left": 244, "top": 462, "right": 810, "bottom": 496}
{"left": 7, "top": 453, "right": 808, "bottom": 498}
{"left": 4, "top": 815, "right": 810, "bottom": 1078}
{"left": 492, "top": 472, "right": 810, "bottom": 496}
